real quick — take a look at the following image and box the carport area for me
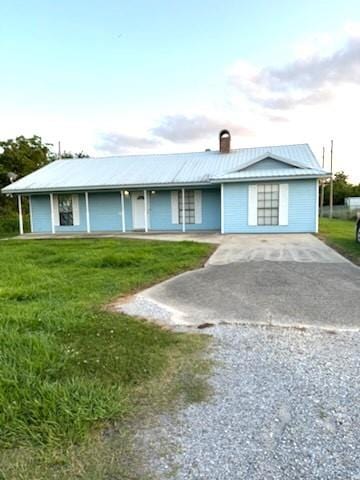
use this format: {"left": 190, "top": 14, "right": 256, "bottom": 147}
{"left": 118, "top": 234, "right": 360, "bottom": 330}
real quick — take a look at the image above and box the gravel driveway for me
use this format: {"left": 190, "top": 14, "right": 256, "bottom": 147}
{"left": 138, "top": 325, "right": 360, "bottom": 479}
{"left": 121, "top": 235, "right": 360, "bottom": 478}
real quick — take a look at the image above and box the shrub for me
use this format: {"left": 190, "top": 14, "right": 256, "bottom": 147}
{"left": 0, "top": 213, "right": 30, "bottom": 236}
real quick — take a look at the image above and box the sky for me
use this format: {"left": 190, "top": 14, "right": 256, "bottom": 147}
{"left": 1, "top": 0, "right": 360, "bottom": 181}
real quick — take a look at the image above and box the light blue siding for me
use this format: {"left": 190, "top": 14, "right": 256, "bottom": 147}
{"left": 31, "top": 195, "right": 52, "bottom": 232}
{"left": 30, "top": 189, "right": 220, "bottom": 233}
{"left": 30, "top": 191, "right": 128, "bottom": 233}
{"left": 55, "top": 194, "right": 87, "bottom": 233}
{"left": 149, "top": 189, "right": 220, "bottom": 231}
{"left": 223, "top": 179, "right": 317, "bottom": 233}
{"left": 31, "top": 194, "right": 88, "bottom": 233}
{"left": 89, "top": 192, "right": 132, "bottom": 232}
{"left": 187, "top": 189, "right": 221, "bottom": 231}
{"left": 243, "top": 158, "right": 297, "bottom": 171}
{"left": 30, "top": 182, "right": 316, "bottom": 235}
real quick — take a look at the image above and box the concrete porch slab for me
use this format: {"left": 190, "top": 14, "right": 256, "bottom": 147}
{"left": 13, "top": 231, "right": 222, "bottom": 244}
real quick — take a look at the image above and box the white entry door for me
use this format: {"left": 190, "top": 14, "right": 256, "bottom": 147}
{"left": 131, "top": 192, "right": 146, "bottom": 229}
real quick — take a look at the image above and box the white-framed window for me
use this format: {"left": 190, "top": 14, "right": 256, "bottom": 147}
{"left": 58, "top": 194, "right": 74, "bottom": 226}
{"left": 178, "top": 190, "right": 195, "bottom": 224}
{"left": 171, "top": 190, "right": 202, "bottom": 225}
{"left": 257, "top": 184, "right": 279, "bottom": 226}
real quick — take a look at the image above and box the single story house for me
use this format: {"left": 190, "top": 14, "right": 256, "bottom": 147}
{"left": 2, "top": 130, "right": 329, "bottom": 235}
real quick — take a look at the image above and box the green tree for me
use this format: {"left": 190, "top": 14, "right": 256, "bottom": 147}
{"left": 0, "top": 135, "right": 54, "bottom": 211}
{"left": 323, "top": 171, "right": 354, "bottom": 205}
{"left": 60, "top": 150, "right": 89, "bottom": 159}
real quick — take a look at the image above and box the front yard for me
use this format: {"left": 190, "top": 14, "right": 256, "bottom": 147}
{"left": 0, "top": 238, "right": 214, "bottom": 479}
{"left": 319, "top": 218, "right": 360, "bottom": 265}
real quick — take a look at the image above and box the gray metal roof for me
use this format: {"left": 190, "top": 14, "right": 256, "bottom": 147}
{"left": 2, "top": 143, "right": 327, "bottom": 194}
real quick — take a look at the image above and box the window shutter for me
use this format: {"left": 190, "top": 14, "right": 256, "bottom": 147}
{"left": 53, "top": 194, "right": 60, "bottom": 226}
{"left": 171, "top": 191, "right": 179, "bottom": 224}
{"left": 194, "top": 190, "right": 202, "bottom": 224}
{"left": 248, "top": 185, "right": 258, "bottom": 226}
{"left": 72, "top": 194, "right": 80, "bottom": 226}
{"left": 279, "top": 184, "right": 289, "bottom": 226}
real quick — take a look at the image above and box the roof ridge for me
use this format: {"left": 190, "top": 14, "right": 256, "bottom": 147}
{"left": 81, "top": 143, "right": 310, "bottom": 161}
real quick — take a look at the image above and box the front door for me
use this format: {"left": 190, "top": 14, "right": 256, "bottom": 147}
{"left": 131, "top": 192, "right": 145, "bottom": 230}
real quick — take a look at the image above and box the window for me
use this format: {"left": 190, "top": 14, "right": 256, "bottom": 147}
{"left": 58, "top": 194, "right": 74, "bottom": 226}
{"left": 178, "top": 190, "right": 195, "bottom": 224}
{"left": 257, "top": 184, "right": 279, "bottom": 226}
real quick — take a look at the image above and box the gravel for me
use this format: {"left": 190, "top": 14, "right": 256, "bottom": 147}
{"left": 136, "top": 325, "right": 360, "bottom": 479}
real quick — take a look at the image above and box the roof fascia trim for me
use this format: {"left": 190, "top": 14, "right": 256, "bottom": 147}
{"left": 212, "top": 173, "right": 330, "bottom": 183}
{"left": 1, "top": 180, "right": 215, "bottom": 195}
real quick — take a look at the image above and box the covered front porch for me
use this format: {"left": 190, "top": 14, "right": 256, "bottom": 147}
{"left": 16, "top": 186, "right": 222, "bottom": 235}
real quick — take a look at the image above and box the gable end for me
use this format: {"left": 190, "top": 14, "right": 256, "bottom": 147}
{"left": 243, "top": 157, "right": 299, "bottom": 172}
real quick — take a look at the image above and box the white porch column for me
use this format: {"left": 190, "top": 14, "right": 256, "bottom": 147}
{"left": 85, "top": 192, "right": 91, "bottom": 233}
{"left": 144, "top": 189, "right": 148, "bottom": 232}
{"left": 182, "top": 188, "right": 186, "bottom": 233}
{"left": 18, "top": 195, "right": 24, "bottom": 235}
{"left": 49, "top": 193, "right": 55, "bottom": 234}
{"left": 220, "top": 183, "right": 224, "bottom": 234}
{"left": 121, "top": 190, "right": 126, "bottom": 233}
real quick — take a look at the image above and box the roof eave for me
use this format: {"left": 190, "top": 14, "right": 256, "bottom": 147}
{"left": 1, "top": 180, "right": 215, "bottom": 195}
{"left": 211, "top": 173, "right": 331, "bottom": 183}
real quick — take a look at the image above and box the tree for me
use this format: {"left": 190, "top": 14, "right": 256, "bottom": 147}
{"left": 60, "top": 150, "right": 89, "bottom": 159}
{"left": 60, "top": 150, "right": 74, "bottom": 159}
{"left": 0, "top": 135, "right": 54, "bottom": 211}
{"left": 323, "top": 170, "right": 360, "bottom": 205}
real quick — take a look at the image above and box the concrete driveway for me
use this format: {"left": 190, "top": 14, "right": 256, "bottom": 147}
{"left": 119, "top": 234, "right": 360, "bottom": 330}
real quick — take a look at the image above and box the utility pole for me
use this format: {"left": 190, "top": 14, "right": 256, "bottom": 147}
{"left": 320, "top": 146, "right": 325, "bottom": 217}
{"left": 329, "top": 139, "right": 334, "bottom": 219}
{"left": 58, "top": 141, "right": 61, "bottom": 159}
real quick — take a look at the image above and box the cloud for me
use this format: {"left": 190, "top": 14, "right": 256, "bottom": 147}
{"left": 261, "top": 89, "right": 334, "bottom": 110}
{"left": 267, "top": 115, "right": 289, "bottom": 123}
{"left": 97, "top": 132, "right": 160, "bottom": 154}
{"left": 229, "top": 34, "right": 360, "bottom": 110}
{"left": 293, "top": 32, "right": 333, "bottom": 59}
{"left": 151, "top": 114, "right": 252, "bottom": 142}
{"left": 259, "top": 37, "right": 360, "bottom": 91}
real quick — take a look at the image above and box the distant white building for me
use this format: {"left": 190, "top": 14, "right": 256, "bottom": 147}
{"left": 345, "top": 197, "right": 360, "bottom": 209}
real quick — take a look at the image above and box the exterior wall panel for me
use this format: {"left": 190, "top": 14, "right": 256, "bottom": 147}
{"left": 149, "top": 189, "right": 220, "bottom": 231}
{"left": 223, "top": 179, "right": 317, "bottom": 233}
{"left": 89, "top": 192, "right": 132, "bottom": 232}
{"left": 55, "top": 194, "right": 87, "bottom": 233}
{"left": 31, "top": 195, "right": 52, "bottom": 233}
{"left": 29, "top": 181, "right": 316, "bottom": 235}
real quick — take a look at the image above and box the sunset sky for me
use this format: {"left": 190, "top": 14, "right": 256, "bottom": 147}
{"left": 1, "top": 0, "right": 360, "bottom": 180}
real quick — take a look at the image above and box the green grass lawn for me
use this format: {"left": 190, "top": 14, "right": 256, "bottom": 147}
{"left": 319, "top": 218, "right": 360, "bottom": 265}
{"left": 0, "top": 238, "right": 214, "bottom": 479}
